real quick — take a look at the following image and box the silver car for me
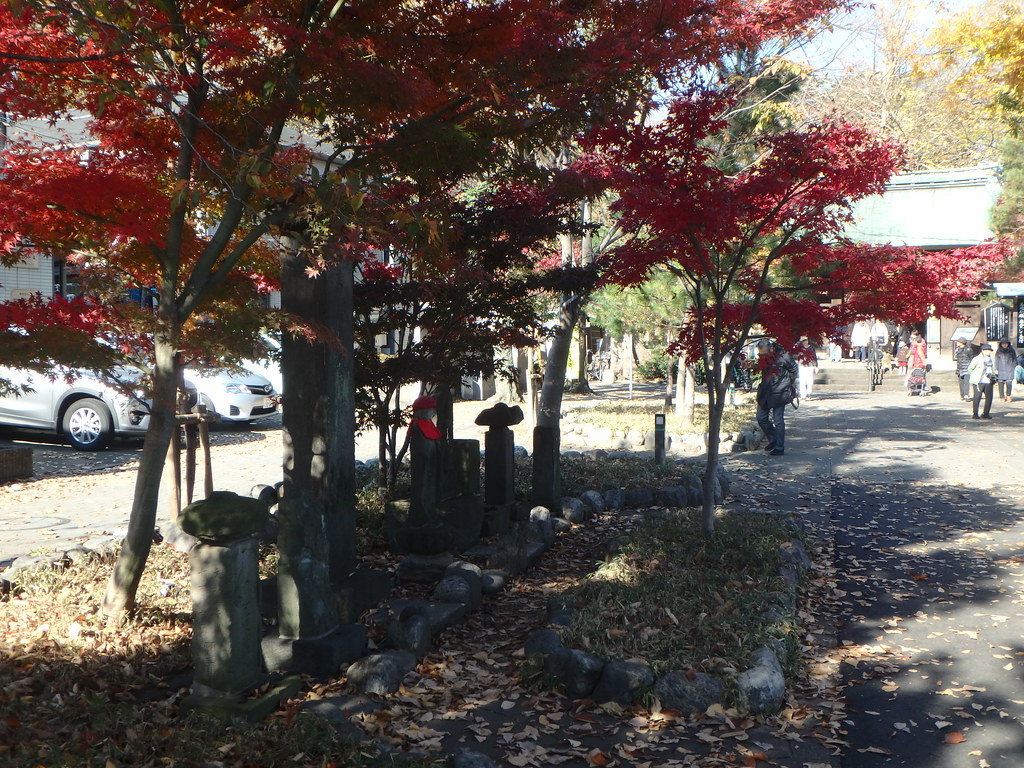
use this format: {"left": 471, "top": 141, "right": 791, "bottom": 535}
{"left": 183, "top": 367, "right": 278, "bottom": 422}
{"left": 0, "top": 366, "right": 150, "bottom": 450}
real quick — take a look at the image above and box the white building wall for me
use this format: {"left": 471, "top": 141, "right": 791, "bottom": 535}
{"left": 0, "top": 254, "right": 54, "bottom": 301}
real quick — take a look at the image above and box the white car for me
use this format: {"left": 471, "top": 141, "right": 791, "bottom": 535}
{"left": 184, "top": 367, "right": 279, "bottom": 422}
{"left": 0, "top": 365, "right": 150, "bottom": 450}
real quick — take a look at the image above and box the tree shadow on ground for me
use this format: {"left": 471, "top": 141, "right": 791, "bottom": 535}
{"left": 778, "top": 394, "right": 1024, "bottom": 767}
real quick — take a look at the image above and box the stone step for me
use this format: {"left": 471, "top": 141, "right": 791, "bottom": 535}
{"left": 812, "top": 365, "right": 959, "bottom": 393}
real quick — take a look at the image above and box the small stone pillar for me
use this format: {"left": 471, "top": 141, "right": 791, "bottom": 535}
{"left": 476, "top": 403, "right": 524, "bottom": 535}
{"left": 178, "top": 492, "right": 278, "bottom": 715}
{"left": 532, "top": 425, "right": 561, "bottom": 514}
{"left": 654, "top": 413, "right": 666, "bottom": 465}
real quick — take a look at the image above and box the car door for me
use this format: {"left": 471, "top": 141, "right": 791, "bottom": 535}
{"left": 0, "top": 366, "right": 59, "bottom": 428}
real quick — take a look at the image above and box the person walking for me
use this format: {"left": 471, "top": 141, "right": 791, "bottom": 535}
{"left": 797, "top": 337, "right": 818, "bottom": 401}
{"left": 994, "top": 338, "right": 1017, "bottom": 402}
{"left": 756, "top": 339, "right": 799, "bottom": 456}
{"left": 907, "top": 330, "right": 927, "bottom": 368}
{"left": 967, "top": 343, "right": 996, "bottom": 420}
{"left": 850, "top": 320, "right": 871, "bottom": 363}
{"left": 953, "top": 338, "right": 973, "bottom": 401}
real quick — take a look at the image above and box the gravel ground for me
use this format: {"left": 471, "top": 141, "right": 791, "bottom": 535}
{"left": 0, "top": 382, "right": 677, "bottom": 568}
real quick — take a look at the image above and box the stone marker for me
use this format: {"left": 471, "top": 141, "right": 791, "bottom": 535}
{"left": 179, "top": 492, "right": 298, "bottom": 719}
{"left": 475, "top": 403, "right": 524, "bottom": 536}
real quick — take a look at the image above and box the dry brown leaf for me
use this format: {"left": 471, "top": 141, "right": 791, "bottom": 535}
{"left": 586, "top": 748, "right": 610, "bottom": 766}
{"left": 943, "top": 731, "right": 967, "bottom": 744}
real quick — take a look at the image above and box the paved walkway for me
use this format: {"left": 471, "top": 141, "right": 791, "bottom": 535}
{"left": 774, "top": 386, "right": 1024, "bottom": 767}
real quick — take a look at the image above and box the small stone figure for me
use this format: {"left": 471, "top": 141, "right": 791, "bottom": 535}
{"left": 408, "top": 395, "right": 445, "bottom": 523}
{"left": 475, "top": 402, "right": 524, "bottom": 508}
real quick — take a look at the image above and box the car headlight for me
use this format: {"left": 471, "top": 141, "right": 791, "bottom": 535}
{"left": 223, "top": 383, "right": 244, "bottom": 393}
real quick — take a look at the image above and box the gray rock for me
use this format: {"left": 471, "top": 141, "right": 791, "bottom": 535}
{"left": 387, "top": 611, "right": 432, "bottom": 658}
{"left": 529, "top": 506, "right": 555, "bottom": 545}
{"left": 82, "top": 535, "right": 120, "bottom": 557}
{"left": 552, "top": 518, "right": 572, "bottom": 534}
{"left": 654, "top": 670, "right": 725, "bottom": 714}
{"left": 778, "top": 540, "right": 812, "bottom": 570}
{"left": 583, "top": 449, "right": 608, "bottom": 461}
{"left": 445, "top": 561, "right": 484, "bottom": 605}
{"left": 579, "top": 490, "right": 606, "bottom": 514}
{"left": 396, "top": 553, "right": 454, "bottom": 583}
{"left": 386, "top": 599, "right": 467, "bottom": 634}
{"left": 448, "top": 748, "right": 499, "bottom": 768}
{"left": 64, "top": 547, "right": 93, "bottom": 564}
{"left": 544, "top": 648, "right": 605, "bottom": 698}
{"left": 683, "top": 476, "right": 703, "bottom": 507}
{"left": 560, "top": 497, "right": 588, "bottom": 524}
{"left": 603, "top": 489, "right": 626, "bottom": 510}
{"left": 592, "top": 660, "right": 656, "bottom": 705}
{"left": 624, "top": 488, "right": 654, "bottom": 508}
{"left": 562, "top": 450, "right": 583, "bottom": 460}
{"left": 346, "top": 651, "right": 417, "bottom": 695}
{"left": 480, "top": 569, "right": 509, "bottom": 595}
{"left": 655, "top": 486, "right": 687, "bottom": 507}
{"left": 523, "top": 541, "right": 546, "bottom": 570}
{"left": 737, "top": 647, "right": 786, "bottom": 714}
{"left": 547, "top": 610, "right": 573, "bottom": 627}
{"left": 432, "top": 575, "right": 480, "bottom": 610}
{"left": 716, "top": 465, "right": 731, "bottom": 496}
{"left": 523, "top": 628, "right": 563, "bottom": 658}
{"left": 299, "top": 695, "right": 380, "bottom": 740}
{"left": 777, "top": 565, "right": 800, "bottom": 588}
{"left": 513, "top": 445, "right": 529, "bottom": 459}
{"left": 157, "top": 519, "right": 198, "bottom": 554}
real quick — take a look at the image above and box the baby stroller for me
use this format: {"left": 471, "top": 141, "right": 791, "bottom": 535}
{"left": 906, "top": 366, "right": 928, "bottom": 396}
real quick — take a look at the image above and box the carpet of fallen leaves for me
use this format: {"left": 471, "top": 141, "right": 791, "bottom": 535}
{"left": 0, "top": 492, "right": 850, "bottom": 768}
{"left": 330, "top": 507, "right": 851, "bottom": 767}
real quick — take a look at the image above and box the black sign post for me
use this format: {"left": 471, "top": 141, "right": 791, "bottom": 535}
{"left": 985, "top": 303, "right": 1011, "bottom": 342}
{"left": 1017, "top": 298, "right": 1024, "bottom": 348}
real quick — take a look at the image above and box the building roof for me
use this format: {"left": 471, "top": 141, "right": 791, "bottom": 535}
{"left": 845, "top": 164, "right": 1001, "bottom": 250}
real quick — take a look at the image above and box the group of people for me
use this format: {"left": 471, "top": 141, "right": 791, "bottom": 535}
{"left": 755, "top": 330, "right": 1024, "bottom": 458}
{"left": 953, "top": 338, "right": 1023, "bottom": 419}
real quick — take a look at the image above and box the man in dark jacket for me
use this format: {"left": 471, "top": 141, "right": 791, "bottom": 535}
{"left": 756, "top": 339, "right": 799, "bottom": 456}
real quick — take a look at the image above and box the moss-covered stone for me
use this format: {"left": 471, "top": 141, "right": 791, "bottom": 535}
{"left": 179, "top": 491, "right": 269, "bottom": 542}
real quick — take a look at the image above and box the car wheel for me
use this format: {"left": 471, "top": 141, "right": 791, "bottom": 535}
{"left": 62, "top": 398, "right": 113, "bottom": 451}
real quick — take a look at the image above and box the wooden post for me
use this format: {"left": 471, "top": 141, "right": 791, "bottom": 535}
{"left": 200, "top": 419, "right": 213, "bottom": 498}
{"left": 185, "top": 423, "right": 198, "bottom": 504}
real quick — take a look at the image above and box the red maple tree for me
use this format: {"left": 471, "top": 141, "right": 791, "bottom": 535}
{"left": 594, "top": 93, "right": 1004, "bottom": 531}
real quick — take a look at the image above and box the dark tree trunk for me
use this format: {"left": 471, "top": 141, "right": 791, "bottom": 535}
{"left": 102, "top": 332, "right": 179, "bottom": 620}
{"left": 277, "top": 249, "right": 338, "bottom": 638}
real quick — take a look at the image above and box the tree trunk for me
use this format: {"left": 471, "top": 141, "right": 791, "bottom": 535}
{"left": 575, "top": 312, "right": 592, "bottom": 394}
{"left": 678, "top": 363, "right": 696, "bottom": 426}
{"left": 101, "top": 334, "right": 179, "bottom": 620}
{"left": 536, "top": 290, "right": 581, "bottom": 428}
{"left": 324, "top": 260, "right": 356, "bottom": 586}
{"left": 700, "top": 368, "right": 729, "bottom": 534}
{"left": 278, "top": 249, "right": 338, "bottom": 638}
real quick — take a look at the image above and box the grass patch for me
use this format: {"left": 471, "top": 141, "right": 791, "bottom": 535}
{"left": 564, "top": 400, "right": 755, "bottom": 437}
{"left": 558, "top": 509, "right": 802, "bottom": 682}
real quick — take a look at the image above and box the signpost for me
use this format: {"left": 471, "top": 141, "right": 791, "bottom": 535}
{"left": 984, "top": 303, "right": 1011, "bottom": 342}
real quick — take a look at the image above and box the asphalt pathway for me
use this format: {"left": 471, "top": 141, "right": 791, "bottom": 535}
{"left": 783, "top": 386, "right": 1024, "bottom": 767}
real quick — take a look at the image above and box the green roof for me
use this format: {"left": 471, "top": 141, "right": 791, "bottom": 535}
{"left": 846, "top": 164, "right": 1001, "bottom": 249}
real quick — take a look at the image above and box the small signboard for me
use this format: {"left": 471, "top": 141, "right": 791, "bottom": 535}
{"left": 994, "top": 282, "right": 1024, "bottom": 296}
{"left": 984, "top": 303, "right": 1012, "bottom": 342}
{"left": 1017, "top": 297, "right": 1024, "bottom": 347}
{"left": 950, "top": 327, "right": 979, "bottom": 343}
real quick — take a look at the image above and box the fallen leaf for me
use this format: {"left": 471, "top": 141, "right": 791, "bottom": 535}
{"left": 943, "top": 731, "right": 967, "bottom": 744}
{"left": 586, "top": 748, "right": 610, "bottom": 766}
